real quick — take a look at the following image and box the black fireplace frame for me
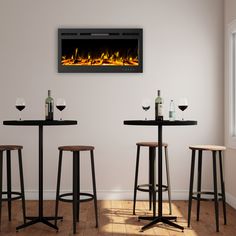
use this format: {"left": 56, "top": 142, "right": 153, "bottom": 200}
{"left": 58, "top": 28, "right": 143, "bottom": 73}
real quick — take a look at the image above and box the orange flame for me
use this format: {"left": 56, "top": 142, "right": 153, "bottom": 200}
{"left": 61, "top": 48, "right": 138, "bottom": 66}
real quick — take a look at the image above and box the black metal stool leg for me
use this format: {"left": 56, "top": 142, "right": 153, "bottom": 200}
{"left": 55, "top": 150, "right": 63, "bottom": 227}
{"left": 0, "top": 151, "right": 3, "bottom": 224}
{"left": 164, "top": 146, "right": 172, "bottom": 215}
{"left": 91, "top": 150, "right": 98, "bottom": 227}
{"left": 72, "top": 151, "right": 79, "bottom": 234}
{"left": 18, "top": 149, "right": 26, "bottom": 223}
{"left": 212, "top": 151, "right": 219, "bottom": 232}
{"left": 219, "top": 151, "right": 227, "bottom": 225}
{"left": 133, "top": 145, "right": 140, "bottom": 215}
{"left": 6, "top": 150, "right": 12, "bottom": 221}
{"left": 188, "top": 149, "right": 195, "bottom": 227}
{"left": 196, "top": 150, "right": 202, "bottom": 221}
{"left": 77, "top": 151, "right": 80, "bottom": 222}
{"left": 149, "top": 147, "right": 153, "bottom": 211}
{"left": 150, "top": 147, "right": 156, "bottom": 217}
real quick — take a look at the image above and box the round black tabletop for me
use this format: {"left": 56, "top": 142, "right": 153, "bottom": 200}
{"left": 123, "top": 120, "right": 197, "bottom": 126}
{"left": 3, "top": 120, "right": 77, "bottom": 126}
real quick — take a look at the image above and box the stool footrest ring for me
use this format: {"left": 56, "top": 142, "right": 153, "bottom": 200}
{"left": 59, "top": 192, "right": 94, "bottom": 203}
{"left": 137, "top": 184, "right": 168, "bottom": 193}
{"left": 192, "top": 191, "right": 223, "bottom": 201}
{"left": 1, "top": 191, "right": 23, "bottom": 201}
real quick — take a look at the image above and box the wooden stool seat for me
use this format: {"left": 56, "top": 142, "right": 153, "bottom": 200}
{"left": 58, "top": 145, "right": 94, "bottom": 152}
{"left": 136, "top": 142, "right": 168, "bottom": 147}
{"left": 0, "top": 145, "right": 23, "bottom": 151}
{"left": 189, "top": 145, "right": 226, "bottom": 151}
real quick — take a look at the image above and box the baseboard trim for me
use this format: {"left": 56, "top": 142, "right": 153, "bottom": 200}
{"left": 226, "top": 192, "right": 236, "bottom": 209}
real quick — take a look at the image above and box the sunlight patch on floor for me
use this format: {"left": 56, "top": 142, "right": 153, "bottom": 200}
{"left": 98, "top": 200, "right": 199, "bottom": 235}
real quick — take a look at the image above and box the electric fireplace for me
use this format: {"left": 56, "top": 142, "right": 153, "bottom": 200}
{"left": 58, "top": 28, "right": 143, "bottom": 73}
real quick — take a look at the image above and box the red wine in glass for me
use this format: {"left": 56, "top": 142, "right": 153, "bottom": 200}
{"left": 16, "top": 105, "right": 25, "bottom": 111}
{"left": 56, "top": 105, "right": 66, "bottom": 111}
{"left": 142, "top": 106, "right": 150, "bottom": 111}
{"left": 178, "top": 105, "right": 188, "bottom": 111}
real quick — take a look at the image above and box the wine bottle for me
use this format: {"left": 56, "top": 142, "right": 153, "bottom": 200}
{"left": 45, "top": 90, "right": 54, "bottom": 121}
{"left": 155, "top": 90, "right": 163, "bottom": 121}
{"left": 169, "top": 100, "right": 175, "bottom": 121}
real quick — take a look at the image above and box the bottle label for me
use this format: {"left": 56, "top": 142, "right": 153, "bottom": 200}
{"left": 158, "top": 103, "right": 163, "bottom": 116}
{"left": 169, "top": 111, "right": 175, "bottom": 121}
{"left": 45, "top": 103, "right": 54, "bottom": 120}
{"left": 155, "top": 102, "right": 163, "bottom": 120}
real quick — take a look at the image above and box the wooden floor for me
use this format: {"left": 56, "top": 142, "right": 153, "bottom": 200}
{"left": 0, "top": 200, "right": 235, "bottom": 235}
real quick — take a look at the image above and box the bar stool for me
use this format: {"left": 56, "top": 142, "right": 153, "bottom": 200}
{"left": 55, "top": 145, "right": 98, "bottom": 234}
{"left": 0, "top": 145, "right": 26, "bottom": 224}
{"left": 188, "top": 145, "right": 227, "bottom": 232}
{"left": 133, "top": 142, "right": 172, "bottom": 215}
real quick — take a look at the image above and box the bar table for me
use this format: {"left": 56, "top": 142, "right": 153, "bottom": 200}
{"left": 3, "top": 120, "right": 77, "bottom": 231}
{"left": 124, "top": 119, "right": 197, "bottom": 232}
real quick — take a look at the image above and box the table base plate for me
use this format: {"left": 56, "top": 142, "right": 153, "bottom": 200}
{"left": 138, "top": 215, "right": 184, "bottom": 232}
{"left": 16, "top": 216, "right": 63, "bottom": 231}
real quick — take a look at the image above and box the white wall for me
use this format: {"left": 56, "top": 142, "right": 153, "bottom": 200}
{"left": 0, "top": 0, "right": 224, "bottom": 200}
{"left": 225, "top": 0, "right": 236, "bottom": 209}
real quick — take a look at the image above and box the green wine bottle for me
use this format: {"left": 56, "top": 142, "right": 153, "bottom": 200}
{"left": 155, "top": 90, "right": 163, "bottom": 121}
{"left": 45, "top": 90, "right": 54, "bottom": 121}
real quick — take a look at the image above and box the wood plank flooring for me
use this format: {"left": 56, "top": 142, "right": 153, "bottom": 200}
{"left": 0, "top": 200, "right": 235, "bottom": 235}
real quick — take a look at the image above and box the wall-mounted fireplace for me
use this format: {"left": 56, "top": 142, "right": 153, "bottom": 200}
{"left": 58, "top": 28, "right": 143, "bottom": 73}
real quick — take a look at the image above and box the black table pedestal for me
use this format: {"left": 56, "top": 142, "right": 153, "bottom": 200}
{"left": 3, "top": 120, "right": 78, "bottom": 232}
{"left": 124, "top": 120, "right": 197, "bottom": 232}
{"left": 138, "top": 125, "right": 184, "bottom": 232}
{"left": 16, "top": 126, "right": 62, "bottom": 231}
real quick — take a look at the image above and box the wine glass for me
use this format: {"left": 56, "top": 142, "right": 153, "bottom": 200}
{"left": 15, "top": 98, "right": 25, "bottom": 120}
{"left": 56, "top": 98, "right": 66, "bottom": 120}
{"left": 141, "top": 99, "right": 151, "bottom": 120}
{"left": 178, "top": 98, "right": 188, "bottom": 120}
